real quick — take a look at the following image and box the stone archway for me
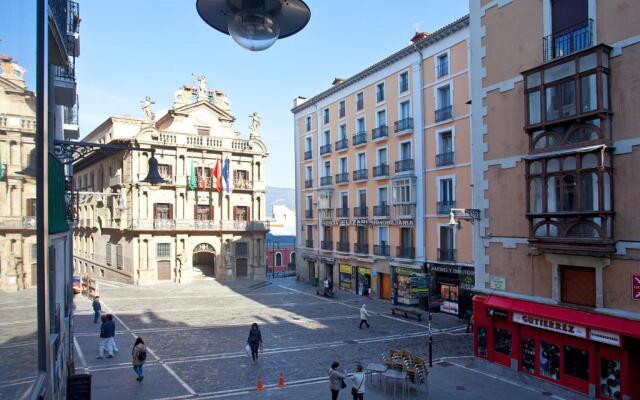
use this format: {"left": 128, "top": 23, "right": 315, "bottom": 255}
{"left": 192, "top": 243, "right": 216, "bottom": 278}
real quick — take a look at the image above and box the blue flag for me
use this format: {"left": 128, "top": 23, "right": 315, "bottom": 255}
{"left": 222, "top": 158, "right": 230, "bottom": 193}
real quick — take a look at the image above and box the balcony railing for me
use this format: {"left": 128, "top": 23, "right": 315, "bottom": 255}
{"left": 304, "top": 179, "right": 313, "bottom": 188}
{"left": 320, "top": 144, "right": 332, "bottom": 155}
{"left": 373, "top": 205, "right": 390, "bottom": 217}
{"left": 372, "top": 125, "right": 389, "bottom": 140}
{"left": 306, "top": 239, "right": 314, "bottom": 248}
{"left": 234, "top": 179, "right": 253, "bottom": 190}
{"left": 437, "top": 200, "right": 456, "bottom": 215}
{"left": 318, "top": 207, "right": 334, "bottom": 218}
{"left": 64, "top": 101, "right": 79, "bottom": 125}
{"left": 305, "top": 209, "right": 313, "bottom": 219}
{"left": 321, "top": 240, "right": 333, "bottom": 251}
{"left": 335, "top": 138, "right": 349, "bottom": 151}
{"left": 336, "top": 208, "right": 349, "bottom": 218}
{"left": 336, "top": 241, "right": 350, "bottom": 252}
{"left": 394, "top": 203, "right": 416, "bottom": 217}
{"left": 49, "top": 0, "right": 69, "bottom": 40}
{"left": 339, "top": 107, "right": 346, "bottom": 119}
{"left": 396, "top": 246, "right": 415, "bottom": 259}
{"left": 395, "top": 159, "right": 414, "bottom": 173}
{"left": 399, "top": 80, "right": 409, "bottom": 93}
{"left": 356, "top": 99, "right": 364, "bottom": 111}
{"left": 376, "top": 91, "right": 385, "bottom": 103}
{"left": 353, "top": 169, "right": 368, "bottom": 181}
{"left": 435, "top": 105, "right": 453, "bottom": 122}
{"left": 373, "top": 244, "right": 390, "bottom": 257}
{"left": 354, "top": 206, "right": 368, "bottom": 217}
{"left": 304, "top": 150, "right": 312, "bottom": 160}
{"left": 67, "top": 1, "right": 80, "bottom": 33}
{"left": 543, "top": 19, "right": 593, "bottom": 62}
{"left": 353, "top": 132, "right": 367, "bottom": 146}
{"left": 129, "top": 219, "right": 270, "bottom": 231}
{"left": 354, "top": 242, "right": 369, "bottom": 254}
{"left": 438, "top": 248, "right": 456, "bottom": 262}
{"left": 437, "top": 60, "right": 449, "bottom": 78}
{"left": 55, "top": 57, "right": 76, "bottom": 80}
{"left": 0, "top": 216, "right": 36, "bottom": 230}
{"left": 320, "top": 176, "right": 333, "bottom": 186}
{"left": 335, "top": 173, "right": 349, "bottom": 184}
{"left": 394, "top": 117, "right": 413, "bottom": 133}
{"left": 372, "top": 164, "right": 389, "bottom": 178}
{"left": 436, "top": 151, "right": 455, "bottom": 167}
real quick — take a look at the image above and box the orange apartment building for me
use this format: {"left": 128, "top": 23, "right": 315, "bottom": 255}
{"left": 292, "top": 16, "right": 473, "bottom": 316}
{"left": 469, "top": 0, "right": 640, "bottom": 398}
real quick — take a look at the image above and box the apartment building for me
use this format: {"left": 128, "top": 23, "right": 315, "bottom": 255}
{"left": 469, "top": 0, "right": 640, "bottom": 398}
{"left": 73, "top": 77, "right": 269, "bottom": 284}
{"left": 292, "top": 16, "right": 473, "bottom": 315}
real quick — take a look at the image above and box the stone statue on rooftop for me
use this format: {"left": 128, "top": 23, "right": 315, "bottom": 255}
{"left": 193, "top": 73, "right": 208, "bottom": 101}
{"left": 140, "top": 96, "right": 155, "bottom": 123}
{"left": 249, "top": 112, "right": 261, "bottom": 138}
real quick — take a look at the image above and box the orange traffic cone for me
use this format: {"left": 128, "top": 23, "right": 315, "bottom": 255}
{"left": 277, "top": 372, "right": 286, "bottom": 388}
{"left": 256, "top": 376, "right": 265, "bottom": 391}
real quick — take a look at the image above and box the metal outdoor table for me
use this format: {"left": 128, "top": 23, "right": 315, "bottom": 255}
{"left": 383, "top": 369, "right": 408, "bottom": 399}
{"left": 365, "top": 363, "right": 388, "bottom": 386}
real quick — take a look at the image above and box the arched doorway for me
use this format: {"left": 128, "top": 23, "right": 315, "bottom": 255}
{"left": 193, "top": 243, "right": 216, "bottom": 278}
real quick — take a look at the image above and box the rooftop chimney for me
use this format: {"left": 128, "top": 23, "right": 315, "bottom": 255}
{"left": 410, "top": 31, "right": 430, "bottom": 44}
{"left": 332, "top": 78, "right": 345, "bottom": 86}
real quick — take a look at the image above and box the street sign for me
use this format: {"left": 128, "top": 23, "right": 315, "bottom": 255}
{"left": 632, "top": 274, "right": 640, "bottom": 302}
{"left": 410, "top": 275, "right": 429, "bottom": 297}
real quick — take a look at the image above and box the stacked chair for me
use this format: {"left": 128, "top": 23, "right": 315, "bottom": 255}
{"left": 380, "top": 350, "right": 429, "bottom": 394}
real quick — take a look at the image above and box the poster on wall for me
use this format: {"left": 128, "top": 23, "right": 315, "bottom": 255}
{"left": 632, "top": 274, "right": 640, "bottom": 302}
{"left": 440, "top": 300, "right": 459, "bottom": 315}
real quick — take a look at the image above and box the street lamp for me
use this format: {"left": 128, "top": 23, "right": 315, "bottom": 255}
{"left": 196, "top": 0, "right": 311, "bottom": 51}
{"left": 448, "top": 208, "right": 482, "bottom": 228}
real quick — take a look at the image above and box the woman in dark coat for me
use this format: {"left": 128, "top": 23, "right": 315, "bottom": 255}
{"left": 247, "top": 323, "right": 263, "bottom": 363}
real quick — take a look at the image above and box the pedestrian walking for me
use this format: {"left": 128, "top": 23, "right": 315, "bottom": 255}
{"left": 328, "top": 361, "right": 348, "bottom": 400}
{"left": 106, "top": 314, "right": 118, "bottom": 353}
{"left": 465, "top": 308, "right": 474, "bottom": 333}
{"left": 247, "top": 322, "right": 263, "bottom": 363}
{"left": 92, "top": 296, "right": 102, "bottom": 323}
{"left": 359, "top": 304, "right": 370, "bottom": 329}
{"left": 350, "top": 364, "right": 366, "bottom": 400}
{"left": 131, "top": 337, "right": 147, "bottom": 382}
{"left": 96, "top": 314, "right": 113, "bottom": 359}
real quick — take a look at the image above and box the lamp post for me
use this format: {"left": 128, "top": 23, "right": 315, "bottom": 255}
{"left": 423, "top": 261, "right": 433, "bottom": 367}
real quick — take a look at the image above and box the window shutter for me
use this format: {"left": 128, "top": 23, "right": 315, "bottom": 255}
{"left": 233, "top": 206, "right": 237, "bottom": 220}
{"left": 153, "top": 204, "right": 158, "bottom": 219}
{"left": 169, "top": 204, "right": 173, "bottom": 220}
{"left": 246, "top": 207, "right": 250, "bottom": 222}
{"left": 194, "top": 205, "right": 198, "bottom": 220}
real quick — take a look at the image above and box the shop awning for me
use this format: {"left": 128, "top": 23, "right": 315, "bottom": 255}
{"left": 483, "top": 295, "right": 640, "bottom": 339}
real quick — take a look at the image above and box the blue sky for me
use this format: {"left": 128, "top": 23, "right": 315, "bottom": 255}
{"left": 77, "top": 1, "right": 469, "bottom": 188}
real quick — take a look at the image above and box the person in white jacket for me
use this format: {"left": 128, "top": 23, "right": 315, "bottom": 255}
{"left": 350, "top": 364, "right": 366, "bottom": 399}
{"left": 359, "top": 304, "right": 370, "bottom": 329}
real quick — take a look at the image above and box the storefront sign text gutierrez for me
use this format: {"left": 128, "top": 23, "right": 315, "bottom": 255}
{"left": 323, "top": 219, "right": 415, "bottom": 226}
{"left": 513, "top": 313, "right": 587, "bottom": 338}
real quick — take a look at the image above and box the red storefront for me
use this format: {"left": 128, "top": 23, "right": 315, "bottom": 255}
{"left": 474, "top": 295, "right": 640, "bottom": 399}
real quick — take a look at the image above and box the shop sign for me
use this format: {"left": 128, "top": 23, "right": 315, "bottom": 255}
{"left": 487, "top": 308, "right": 509, "bottom": 319}
{"left": 513, "top": 313, "right": 587, "bottom": 338}
{"left": 461, "top": 274, "right": 475, "bottom": 290}
{"left": 339, "top": 264, "right": 352, "bottom": 274}
{"left": 589, "top": 329, "right": 621, "bottom": 347}
{"left": 632, "top": 274, "right": 640, "bottom": 302}
{"left": 395, "top": 266, "right": 421, "bottom": 276}
{"left": 489, "top": 275, "right": 506, "bottom": 291}
{"left": 324, "top": 219, "right": 415, "bottom": 227}
{"left": 441, "top": 300, "right": 459, "bottom": 315}
{"left": 410, "top": 275, "right": 429, "bottom": 297}
{"left": 357, "top": 267, "right": 371, "bottom": 275}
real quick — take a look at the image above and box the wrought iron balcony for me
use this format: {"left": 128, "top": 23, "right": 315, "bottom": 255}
{"left": 67, "top": 1, "right": 80, "bottom": 33}
{"left": 438, "top": 248, "right": 456, "bottom": 262}
{"left": 373, "top": 205, "right": 390, "bottom": 217}
{"left": 320, "top": 176, "right": 333, "bottom": 186}
{"left": 372, "top": 164, "right": 389, "bottom": 178}
{"left": 304, "top": 179, "right": 313, "bottom": 188}
{"left": 335, "top": 207, "right": 349, "bottom": 218}
{"left": 335, "top": 138, "right": 348, "bottom": 151}
{"left": 129, "top": 219, "right": 270, "bottom": 231}
{"left": 372, "top": 125, "right": 389, "bottom": 140}
{"left": 353, "top": 169, "right": 368, "bottom": 181}
{"left": 437, "top": 200, "right": 456, "bottom": 215}
{"left": 55, "top": 57, "right": 76, "bottom": 80}
{"left": 395, "top": 159, "right": 414, "bottom": 173}
{"left": 376, "top": 90, "right": 385, "bottom": 103}
{"left": 335, "top": 173, "right": 349, "bottom": 184}
{"left": 354, "top": 242, "right": 369, "bottom": 255}
{"left": 436, "top": 151, "right": 455, "bottom": 167}
{"left": 321, "top": 240, "right": 333, "bottom": 251}
{"left": 320, "top": 144, "right": 332, "bottom": 155}
{"left": 394, "top": 203, "right": 416, "bottom": 217}
{"left": 435, "top": 105, "right": 453, "bottom": 122}
{"left": 306, "top": 239, "right": 314, "bottom": 248}
{"left": 336, "top": 241, "right": 350, "bottom": 252}
{"left": 543, "top": 19, "right": 593, "bottom": 62}
{"left": 353, "top": 206, "right": 368, "bottom": 217}
{"left": 394, "top": 117, "right": 413, "bottom": 133}
{"left": 49, "top": 0, "right": 69, "bottom": 40}
{"left": 373, "top": 244, "right": 390, "bottom": 257}
{"left": 396, "top": 246, "right": 415, "bottom": 259}
{"left": 437, "top": 60, "right": 449, "bottom": 78}
{"left": 305, "top": 209, "right": 313, "bottom": 219}
{"left": 304, "top": 150, "right": 312, "bottom": 160}
{"left": 353, "top": 132, "right": 367, "bottom": 146}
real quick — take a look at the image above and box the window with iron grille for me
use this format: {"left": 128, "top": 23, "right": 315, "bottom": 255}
{"left": 157, "top": 243, "right": 170, "bottom": 259}
{"left": 116, "top": 245, "right": 123, "bottom": 270}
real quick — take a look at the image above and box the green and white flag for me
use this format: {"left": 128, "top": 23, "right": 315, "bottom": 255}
{"left": 189, "top": 159, "right": 196, "bottom": 190}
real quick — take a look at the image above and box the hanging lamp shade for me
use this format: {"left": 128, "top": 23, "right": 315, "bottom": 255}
{"left": 196, "top": 0, "right": 311, "bottom": 51}
{"left": 142, "top": 155, "right": 165, "bottom": 185}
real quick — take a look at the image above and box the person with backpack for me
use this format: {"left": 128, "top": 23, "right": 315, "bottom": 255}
{"left": 97, "top": 314, "right": 112, "bottom": 359}
{"left": 247, "top": 323, "right": 263, "bottom": 363}
{"left": 106, "top": 314, "right": 118, "bottom": 353}
{"left": 328, "top": 361, "right": 348, "bottom": 400}
{"left": 132, "top": 337, "right": 147, "bottom": 381}
{"left": 92, "top": 296, "right": 102, "bottom": 323}
{"left": 350, "top": 364, "right": 366, "bottom": 400}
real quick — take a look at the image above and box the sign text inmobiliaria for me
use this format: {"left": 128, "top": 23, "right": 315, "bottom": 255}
{"left": 323, "top": 219, "right": 415, "bottom": 226}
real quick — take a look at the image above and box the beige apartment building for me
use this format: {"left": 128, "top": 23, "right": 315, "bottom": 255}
{"left": 469, "top": 0, "right": 640, "bottom": 398}
{"left": 73, "top": 77, "right": 269, "bottom": 284}
{"left": 292, "top": 17, "right": 473, "bottom": 316}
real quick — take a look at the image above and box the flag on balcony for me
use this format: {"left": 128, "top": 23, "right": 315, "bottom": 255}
{"left": 222, "top": 158, "right": 230, "bottom": 193}
{"left": 212, "top": 159, "right": 222, "bottom": 192}
{"left": 189, "top": 159, "right": 196, "bottom": 190}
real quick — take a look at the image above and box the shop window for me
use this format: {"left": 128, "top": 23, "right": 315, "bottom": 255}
{"left": 476, "top": 327, "right": 488, "bottom": 357}
{"left": 540, "top": 341, "right": 561, "bottom": 380}
{"left": 521, "top": 338, "right": 536, "bottom": 374}
{"left": 600, "top": 358, "right": 621, "bottom": 399}
{"left": 564, "top": 346, "right": 589, "bottom": 381}
{"left": 494, "top": 328, "right": 512, "bottom": 356}
{"left": 440, "top": 283, "right": 458, "bottom": 302}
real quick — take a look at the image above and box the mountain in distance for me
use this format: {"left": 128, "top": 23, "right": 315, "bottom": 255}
{"left": 265, "top": 186, "right": 295, "bottom": 215}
